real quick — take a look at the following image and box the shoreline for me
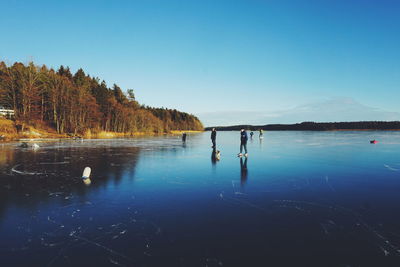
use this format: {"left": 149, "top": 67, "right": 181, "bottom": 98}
{"left": 205, "top": 129, "right": 400, "bottom": 132}
{"left": 205, "top": 121, "right": 400, "bottom": 132}
{"left": 0, "top": 116, "right": 204, "bottom": 141}
{"left": 0, "top": 130, "right": 205, "bottom": 142}
{"left": 170, "top": 130, "right": 204, "bottom": 134}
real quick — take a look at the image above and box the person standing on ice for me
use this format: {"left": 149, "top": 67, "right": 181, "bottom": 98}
{"left": 238, "top": 129, "right": 248, "bottom": 157}
{"left": 211, "top": 128, "right": 217, "bottom": 148}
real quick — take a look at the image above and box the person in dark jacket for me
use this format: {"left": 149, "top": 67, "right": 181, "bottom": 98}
{"left": 238, "top": 129, "right": 248, "bottom": 157}
{"left": 211, "top": 128, "right": 217, "bottom": 148}
{"left": 182, "top": 132, "right": 187, "bottom": 142}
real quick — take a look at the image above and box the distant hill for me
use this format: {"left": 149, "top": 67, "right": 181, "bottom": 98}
{"left": 205, "top": 121, "right": 400, "bottom": 131}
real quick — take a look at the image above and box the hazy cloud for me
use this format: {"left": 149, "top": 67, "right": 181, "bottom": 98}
{"left": 198, "top": 97, "right": 400, "bottom": 127}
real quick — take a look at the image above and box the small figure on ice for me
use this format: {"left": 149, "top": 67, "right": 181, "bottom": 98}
{"left": 211, "top": 128, "right": 217, "bottom": 148}
{"left": 238, "top": 129, "right": 248, "bottom": 157}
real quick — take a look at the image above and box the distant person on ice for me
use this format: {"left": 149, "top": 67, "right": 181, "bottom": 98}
{"left": 238, "top": 129, "right": 248, "bottom": 157}
{"left": 182, "top": 132, "right": 187, "bottom": 142}
{"left": 250, "top": 131, "right": 254, "bottom": 138}
{"left": 259, "top": 129, "right": 263, "bottom": 138}
{"left": 211, "top": 128, "right": 217, "bottom": 148}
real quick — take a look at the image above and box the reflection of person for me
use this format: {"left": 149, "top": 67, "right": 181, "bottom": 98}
{"left": 238, "top": 129, "right": 248, "bottom": 157}
{"left": 211, "top": 128, "right": 217, "bottom": 148}
{"left": 240, "top": 157, "right": 248, "bottom": 185}
{"left": 182, "top": 132, "right": 187, "bottom": 142}
{"left": 211, "top": 147, "right": 220, "bottom": 164}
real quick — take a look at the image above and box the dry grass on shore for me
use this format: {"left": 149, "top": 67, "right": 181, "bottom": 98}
{"left": 85, "top": 130, "right": 202, "bottom": 138}
{"left": 0, "top": 118, "right": 17, "bottom": 140}
{"left": 170, "top": 130, "right": 204, "bottom": 134}
{"left": 83, "top": 130, "right": 132, "bottom": 139}
{"left": 0, "top": 118, "right": 203, "bottom": 141}
{"left": 0, "top": 118, "right": 66, "bottom": 141}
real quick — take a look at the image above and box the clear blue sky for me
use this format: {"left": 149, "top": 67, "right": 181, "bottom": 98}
{"left": 1, "top": 0, "right": 399, "bottom": 125}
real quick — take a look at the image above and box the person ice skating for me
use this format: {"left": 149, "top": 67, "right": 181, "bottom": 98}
{"left": 238, "top": 129, "right": 248, "bottom": 157}
{"left": 259, "top": 129, "right": 263, "bottom": 138}
{"left": 250, "top": 131, "right": 254, "bottom": 138}
{"left": 211, "top": 128, "right": 217, "bottom": 148}
{"left": 182, "top": 132, "right": 187, "bottom": 142}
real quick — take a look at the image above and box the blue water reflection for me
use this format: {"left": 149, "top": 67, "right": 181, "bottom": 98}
{"left": 1, "top": 131, "right": 400, "bottom": 266}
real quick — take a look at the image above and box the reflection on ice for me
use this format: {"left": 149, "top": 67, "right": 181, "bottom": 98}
{"left": 82, "top": 167, "right": 91, "bottom": 185}
{"left": 211, "top": 147, "right": 220, "bottom": 165}
{"left": 240, "top": 157, "right": 248, "bottom": 186}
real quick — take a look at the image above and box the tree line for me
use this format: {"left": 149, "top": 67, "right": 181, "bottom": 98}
{"left": 0, "top": 61, "right": 203, "bottom": 134}
{"left": 206, "top": 121, "right": 400, "bottom": 131}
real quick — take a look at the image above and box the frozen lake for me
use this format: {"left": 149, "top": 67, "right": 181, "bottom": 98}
{"left": 1, "top": 131, "right": 400, "bottom": 266}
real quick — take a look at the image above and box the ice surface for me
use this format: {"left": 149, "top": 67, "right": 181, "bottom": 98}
{"left": 1, "top": 131, "right": 400, "bottom": 266}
